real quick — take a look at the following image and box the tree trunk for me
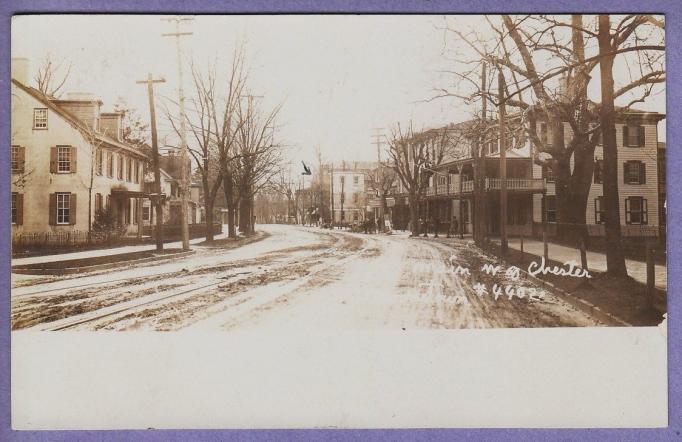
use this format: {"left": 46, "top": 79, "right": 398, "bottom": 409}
{"left": 205, "top": 200, "right": 214, "bottom": 242}
{"left": 598, "top": 14, "right": 628, "bottom": 277}
{"left": 379, "top": 191, "right": 388, "bottom": 232}
{"left": 222, "top": 171, "right": 236, "bottom": 238}
{"left": 408, "top": 192, "right": 419, "bottom": 237}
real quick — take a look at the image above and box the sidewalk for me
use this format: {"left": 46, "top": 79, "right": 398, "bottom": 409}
{"left": 12, "top": 227, "right": 230, "bottom": 267}
{"left": 501, "top": 238, "right": 667, "bottom": 290}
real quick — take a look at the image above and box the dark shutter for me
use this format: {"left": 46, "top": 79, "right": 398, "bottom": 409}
{"left": 594, "top": 198, "right": 600, "bottom": 224}
{"left": 625, "top": 198, "right": 631, "bottom": 224}
{"left": 70, "top": 147, "right": 77, "bottom": 173}
{"left": 49, "top": 193, "right": 57, "bottom": 225}
{"left": 638, "top": 126, "right": 645, "bottom": 147}
{"left": 639, "top": 162, "right": 646, "bottom": 184}
{"left": 623, "top": 126, "right": 629, "bottom": 147}
{"left": 16, "top": 193, "right": 24, "bottom": 225}
{"left": 642, "top": 199, "right": 648, "bottom": 224}
{"left": 623, "top": 162, "right": 629, "bottom": 184}
{"left": 50, "top": 147, "right": 57, "bottom": 173}
{"left": 69, "top": 193, "right": 77, "bottom": 225}
{"left": 18, "top": 146, "right": 25, "bottom": 173}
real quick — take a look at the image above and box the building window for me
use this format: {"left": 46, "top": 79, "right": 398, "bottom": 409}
{"left": 11, "top": 145, "right": 24, "bottom": 173}
{"left": 353, "top": 193, "right": 358, "bottom": 203}
{"left": 11, "top": 193, "right": 17, "bottom": 224}
{"left": 624, "top": 160, "right": 645, "bottom": 184}
{"left": 625, "top": 197, "right": 648, "bottom": 225}
{"left": 33, "top": 108, "right": 48, "bottom": 129}
{"left": 594, "top": 196, "right": 605, "bottom": 224}
{"left": 143, "top": 206, "right": 150, "bottom": 221}
{"left": 96, "top": 149, "right": 103, "bottom": 175}
{"left": 126, "top": 157, "right": 133, "bottom": 182}
{"left": 56, "top": 193, "right": 71, "bottom": 224}
{"left": 539, "top": 122, "right": 549, "bottom": 146}
{"left": 57, "top": 146, "right": 72, "bottom": 173}
{"left": 353, "top": 176, "right": 359, "bottom": 185}
{"left": 95, "top": 193, "right": 103, "bottom": 215}
{"left": 543, "top": 164, "right": 555, "bottom": 183}
{"left": 623, "top": 125, "right": 645, "bottom": 147}
{"left": 594, "top": 160, "right": 603, "bottom": 184}
{"left": 106, "top": 195, "right": 111, "bottom": 210}
{"left": 117, "top": 154, "right": 124, "bottom": 180}
{"left": 107, "top": 152, "right": 114, "bottom": 177}
{"left": 544, "top": 195, "right": 557, "bottom": 223}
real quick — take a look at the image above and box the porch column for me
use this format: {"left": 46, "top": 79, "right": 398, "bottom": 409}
{"left": 137, "top": 197, "right": 143, "bottom": 238}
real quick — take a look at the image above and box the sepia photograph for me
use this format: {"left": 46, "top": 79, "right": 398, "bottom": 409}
{"left": 10, "top": 14, "right": 666, "bottom": 331}
{"left": 6, "top": 11, "right": 672, "bottom": 433}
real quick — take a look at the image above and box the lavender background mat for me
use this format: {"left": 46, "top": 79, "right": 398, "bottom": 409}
{"left": 1, "top": 1, "right": 679, "bottom": 440}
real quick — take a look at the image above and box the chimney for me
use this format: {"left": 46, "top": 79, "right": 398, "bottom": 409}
{"left": 53, "top": 92, "right": 103, "bottom": 131}
{"left": 11, "top": 58, "right": 29, "bottom": 84}
{"left": 100, "top": 111, "right": 124, "bottom": 140}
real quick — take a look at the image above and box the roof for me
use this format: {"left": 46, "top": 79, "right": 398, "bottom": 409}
{"left": 11, "top": 78, "right": 149, "bottom": 160}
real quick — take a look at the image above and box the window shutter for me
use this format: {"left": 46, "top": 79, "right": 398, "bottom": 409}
{"left": 16, "top": 193, "right": 24, "bottom": 225}
{"left": 18, "top": 146, "right": 26, "bottom": 173}
{"left": 642, "top": 199, "right": 648, "bottom": 224}
{"left": 49, "top": 193, "right": 57, "bottom": 225}
{"left": 594, "top": 198, "right": 600, "bottom": 224}
{"left": 70, "top": 147, "right": 77, "bottom": 173}
{"left": 625, "top": 198, "right": 631, "bottom": 224}
{"left": 639, "top": 162, "right": 646, "bottom": 184}
{"left": 622, "top": 125, "right": 629, "bottom": 146}
{"left": 69, "top": 193, "right": 77, "bottom": 225}
{"left": 638, "top": 126, "right": 645, "bottom": 147}
{"left": 50, "top": 147, "right": 57, "bottom": 173}
{"left": 623, "top": 162, "right": 629, "bottom": 183}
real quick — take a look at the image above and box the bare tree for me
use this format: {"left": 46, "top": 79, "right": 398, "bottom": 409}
{"left": 386, "top": 122, "right": 452, "bottom": 236}
{"left": 232, "top": 95, "right": 283, "bottom": 234}
{"left": 34, "top": 53, "right": 72, "bottom": 98}
{"left": 366, "top": 162, "right": 396, "bottom": 232}
{"left": 438, "top": 14, "right": 664, "bottom": 246}
{"left": 597, "top": 14, "right": 665, "bottom": 276}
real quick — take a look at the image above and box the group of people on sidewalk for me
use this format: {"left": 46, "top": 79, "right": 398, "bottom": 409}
{"left": 408, "top": 215, "right": 460, "bottom": 238}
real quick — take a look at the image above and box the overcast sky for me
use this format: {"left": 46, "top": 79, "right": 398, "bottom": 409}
{"left": 12, "top": 15, "right": 666, "bottom": 167}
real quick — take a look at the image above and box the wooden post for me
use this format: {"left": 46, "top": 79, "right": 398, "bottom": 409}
{"left": 646, "top": 239, "right": 655, "bottom": 310}
{"left": 498, "top": 70, "right": 508, "bottom": 256}
{"left": 579, "top": 231, "right": 588, "bottom": 272}
{"left": 136, "top": 73, "right": 166, "bottom": 252}
{"left": 520, "top": 232, "right": 524, "bottom": 263}
{"left": 458, "top": 163, "right": 464, "bottom": 239}
{"left": 542, "top": 190, "right": 549, "bottom": 263}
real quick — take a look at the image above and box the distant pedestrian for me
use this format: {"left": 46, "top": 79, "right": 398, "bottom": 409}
{"left": 451, "top": 216, "right": 459, "bottom": 238}
{"left": 422, "top": 217, "right": 429, "bottom": 238}
{"left": 434, "top": 215, "right": 440, "bottom": 238}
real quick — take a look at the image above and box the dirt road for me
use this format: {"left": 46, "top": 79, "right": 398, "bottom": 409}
{"left": 11, "top": 224, "right": 600, "bottom": 331}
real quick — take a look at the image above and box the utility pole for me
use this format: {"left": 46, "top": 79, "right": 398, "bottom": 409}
{"left": 371, "top": 127, "right": 386, "bottom": 231}
{"left": 330, "top": 162, "right": 335, "bottom": 227}
{"left": 136, "top": 73, "right": 166, "bottom": 252}
{"left": 498, "top": 70, "right": 508, "bottom": 255}
{"left": 473, "top": 62, "right": 487, "bottom": 246}
{"left": 162, "top": 15, "right": 193, "bottom": 251}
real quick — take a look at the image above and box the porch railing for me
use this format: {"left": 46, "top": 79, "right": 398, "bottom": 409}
{"left": 426, "top": 178, "right": 543, "bottom": 196}
{"left": 485, "top": 178, "right": 545, "bottom": 191}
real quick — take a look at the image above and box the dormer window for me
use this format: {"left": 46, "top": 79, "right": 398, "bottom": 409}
{"left": 33, "top": 108, "right": 48, "bottom": 129}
